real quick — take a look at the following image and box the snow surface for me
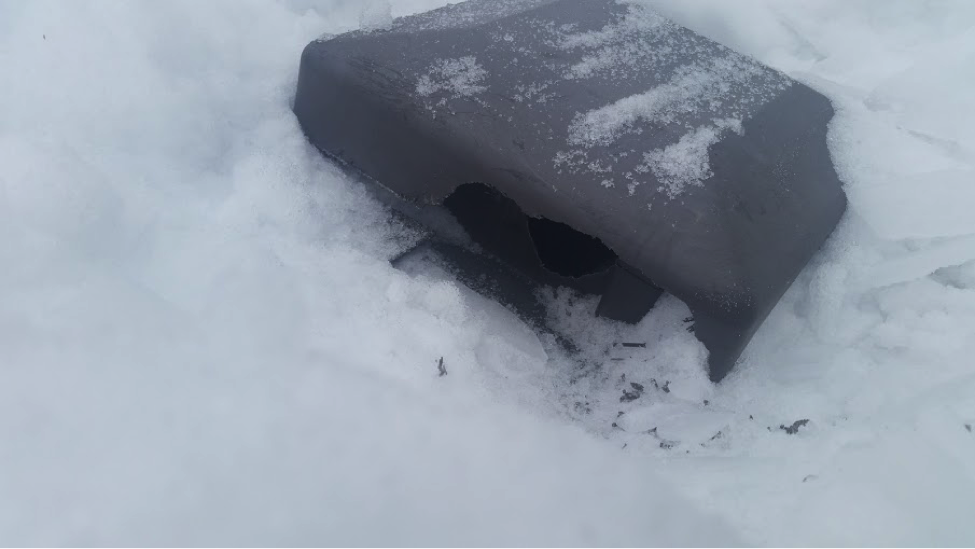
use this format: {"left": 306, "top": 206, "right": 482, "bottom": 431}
{"left": 359, "top": 0, "right": 394, "bottom": 31}
{"left": 2, "top": 0, "right": 975, "bottom": 546}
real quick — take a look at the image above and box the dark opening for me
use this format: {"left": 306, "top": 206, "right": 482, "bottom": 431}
{"left": 442, "top": 183, "right": 617, "bottom": 281}
{"left": 527, "top": 217, "right": 617, "bottom": 278}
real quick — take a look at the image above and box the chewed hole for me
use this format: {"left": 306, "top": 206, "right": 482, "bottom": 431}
{"left": 443, "top": 183, "right": 617, "bottom": 279}
{"left": 527, "top": 217, "right": 617, "bottom": 278}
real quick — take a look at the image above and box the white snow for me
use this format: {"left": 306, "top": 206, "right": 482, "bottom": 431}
{"left": 359, "top": 0, "right": 394, "bottom": 31}
{"left": 416, "top": 56, "right": 489, "bottom": 98}
{"left": 2, "top": 0, "right": 975, "bottom": 546}
{"left": 559, "top": 37, "right": 785, "bottom": 196}
{"left": 566, "top": 49, "right": 787, "bottom": 150}
{"left": 640, "top": 118, "right": 742, "bottom": 197}
{"left": 558, "top": 3, "right": 671, "bottom": 80}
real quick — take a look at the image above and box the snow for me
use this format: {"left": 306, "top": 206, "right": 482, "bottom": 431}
{"left": 359, "top": 0, "right": 394, "bottom": 31}
{"left": 558, "top": 3, "right": 670, "bottom": 80}
{"left": 0, "top": 1, "right": 740, "bottom": 545}
{"left": 416, "top": 56, "right": 489, "bottom": 98}
{"left": 391, "top": 0, "right": 554, "bottom": 33}
{"left": 640, "top": 119, "right": 742, "bottom": 198}
{"left": 2, "top": 0, "right": 975, "bottom": 546}
{"left": 566, "top": 50, "right": 783, "bottom": 149}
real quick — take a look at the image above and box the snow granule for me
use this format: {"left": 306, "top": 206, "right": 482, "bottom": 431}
{"left": 641, "top": 119, "right": 742, "bottom": 197}
{"left": 567, "top": 58, "right": 771, "bottom": 147}
{"left": 416, "top": 56, "right": 488, "bottom": 97}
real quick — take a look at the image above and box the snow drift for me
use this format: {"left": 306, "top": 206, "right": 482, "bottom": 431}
{"left": 1, "top": 0, "right": 975, "bottom": 546}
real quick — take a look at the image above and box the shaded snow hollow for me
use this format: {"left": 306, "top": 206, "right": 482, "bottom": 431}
{"left": 2, "top": 0, "right": 975, "bottom": 547}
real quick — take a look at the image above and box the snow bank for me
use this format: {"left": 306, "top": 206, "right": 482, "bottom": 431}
{"left": 0, "top": 0, "right": 737, "bottom": 545}
{"left": 614, "top": 0, "right": 975, "bottom": 545}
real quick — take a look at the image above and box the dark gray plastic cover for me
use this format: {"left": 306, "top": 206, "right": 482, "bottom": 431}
{"left": 293, "top": 0, "right": 848, "bottom": 381}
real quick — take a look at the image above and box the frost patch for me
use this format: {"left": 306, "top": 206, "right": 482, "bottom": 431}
{"left": 416, "top": 56, "right": 488, "bottom": 98}
{"left": 568, "top": 58, "right": 772, "bottom": 148}
{"left": 514, "top": 81, "right": 556, "bottom": 104}
{"left": 641, "top": 119, "right": 742, "bottom": 198}
{"left": 560, "top": 5, "right": 669, "bottom": 50}
{"left": 558, "top": 5, "right": 674, "bottom": 79}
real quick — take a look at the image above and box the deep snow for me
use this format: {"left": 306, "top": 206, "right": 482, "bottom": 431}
{"left": 1, "top": 0, "right": 974, "bottom": 546}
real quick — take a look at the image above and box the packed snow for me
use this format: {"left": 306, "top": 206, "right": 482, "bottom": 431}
{"left": 2, "top": 0, "right": 975, "bottom": 546}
